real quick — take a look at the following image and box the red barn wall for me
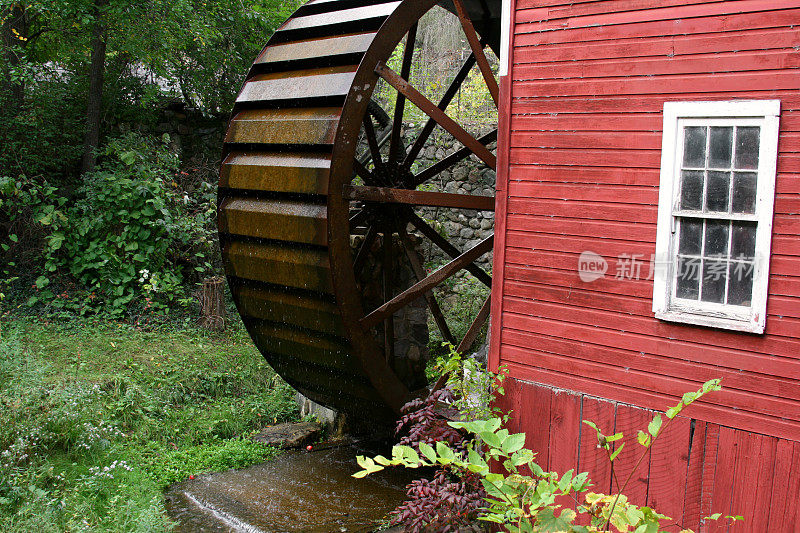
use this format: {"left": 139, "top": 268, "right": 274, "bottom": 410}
{"left": 490, "top": 0, "right": 800, "bottom": 529}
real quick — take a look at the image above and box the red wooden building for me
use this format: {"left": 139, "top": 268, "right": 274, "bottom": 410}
{"left": 489, "top": 1, "right": 800, "bottom": 530}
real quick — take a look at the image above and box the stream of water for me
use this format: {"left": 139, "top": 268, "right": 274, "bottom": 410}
{"left": 164, "top": 445, "right": 417, "bottom": 532}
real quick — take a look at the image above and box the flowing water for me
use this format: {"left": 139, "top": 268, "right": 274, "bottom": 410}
{"left": 165, "top": 445, "right": 417, "bottom": 532}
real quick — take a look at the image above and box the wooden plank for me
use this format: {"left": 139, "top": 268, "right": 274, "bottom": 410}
{"left": 647, "top": 415, "right": 691, "bottom": 527}
{"left": 510, "top": 91, "right": 800, "bottom": 116}
{"left": 222, "top": 240, "right": 332, "bottom": 294}
{"left": 547, "top": 389, "right": 582, "bottom": 511}
{"left": 518, "top": 381, "right": 553, "bottom": 471}
{"left": 220, "top": 152, "right": 331, "bottom": 195}
{"left": 749, "top": 435, "right": 776, "bottom": 532}
{"left": 514, "top": 9, "right": 800, "bottom": 47}
{"left": 681, "top": 420, "right": 707, "bottom": 532}
{"left": 237, "top": 70, "right": 356, "bottom": 103}
{"left": 512, "top": 71, "right": 800, "bottom": 98}
{"left": 255, "top": 31, "right": 375, "bottom": 65}
{"left": 225, "top": 107, "right": 341, "bottom": 145}
{"left": 708, "top": 426, "right": 737, "bottom": 533}
{"left": 727, "top": 431, "right": 762, "bottom": 530}
{"left": 766, "top": 439, "right": 795, "bottom": 531}
{"left": 276, "top": 1, "right": 399, "bottom": 33}
{"left": 781, "top": 441, "right": 800, "bottom": 530}
{"left": 342, "top": 185, "right": 495, "bottom": 211}
{"left": 610, "top": 404, "right": 651, "bottom": 506}
{"left": 231, "top": 281, "right": 343, "bottom": 337}
{"left": 513, "top": 49, "right": 800, "bottom": 81}
{"left": 699, "top": 424, "right": 721, "bottom": 530}
{"left": 219, "top": 198, "right": 327, "bottom": 246}
{"left": 511, "top": 27, "right": 800, "bottom": 64}
{"left": 517, "top": 0, "right": 800, "bottom": 30}
{"left": 578, "top": 396, "right": 615, "bottom": 496}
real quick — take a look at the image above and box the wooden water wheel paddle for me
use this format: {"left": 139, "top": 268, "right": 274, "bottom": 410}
{"left": 218, "top": 0, "right": 502, "bottom": 424}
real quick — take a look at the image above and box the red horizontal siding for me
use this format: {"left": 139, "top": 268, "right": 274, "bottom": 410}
{"left": 497, "top": 0, "right": 800, "bottom": 444}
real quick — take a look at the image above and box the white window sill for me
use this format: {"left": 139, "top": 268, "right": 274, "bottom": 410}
{"left": 655, "top": 309, "right": 764, "bottom": 334}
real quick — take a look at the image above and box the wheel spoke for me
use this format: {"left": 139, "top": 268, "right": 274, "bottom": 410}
{"left": 398, "top": 225, "right": 456, "bottom": 345}
{"left": 343, "top": 184, "right": 494, "bottom": 211}
{"left": 413, "top": 129, "right": 497, "bottom": 187}
{"left": 401, "top": 53, "right": 477, "bottom": 174}
{"left": 353, "top": 223, "right": 378, "bottom": 275}
{"left": 352, "top": 157, "right": 380, "bottom": 186}
{"left": 388, "top": 23, "right": 418, "bottom": 165}
{"left": 406, "top": 211, "right": 492, "bottom": 287}
{"left": 453, "top": 0, "right": 499, "bottom": 107}
{"left": 382, "top": 219, "right": 395, "bottom": 361}
{"left": 349, "top": 208, "right": 368, "bottom": 231}
{"left": 375, "top": 62, "right": 496, "bottom": 170}
{"left": 360, "top": 112, "right": 384, "bottom": 169}
{"left": 360, "top": 235, "right": 493, "bottom": 330}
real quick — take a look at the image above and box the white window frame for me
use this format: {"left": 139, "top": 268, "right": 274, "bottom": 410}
{"left": 652, "top": 100, "right": 780, "bottom": 334}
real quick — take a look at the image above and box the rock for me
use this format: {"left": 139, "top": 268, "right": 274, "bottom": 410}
{"left": 469, "top": 218, "right": 481, "bottom": 229}
{"left": 460, "top": 228, "right": 474, "bottom": 239}
{"left": 251, "top": 421, "right": 322, "bottom": 448}
{"left": 481, "top": 218, "right": 493, "bottom": 230}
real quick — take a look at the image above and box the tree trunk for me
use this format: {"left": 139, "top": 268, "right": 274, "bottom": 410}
{"left": 199, "top": 277, "right": 226, "bottom": 331}
{"left": 1, "top": 5, "right": 27, "bottom": 111}
{"left": 81, "top": 0, "right": 108, "bottom": 175}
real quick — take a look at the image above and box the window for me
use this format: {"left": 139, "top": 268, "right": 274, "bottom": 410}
{"left": 653, "top": 100, "right": 780, "bottom": 333}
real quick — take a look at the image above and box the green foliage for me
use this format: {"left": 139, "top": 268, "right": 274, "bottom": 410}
{"left": 356, "top": 355, "right": 736, "bottom": 532}
{"left": 142, "top": 438, "right": 280, "bottom": 489}
{"left": 0, "top": 174, "right": 68, "bottom": 300}
{"left": 0, "top": 318, "right": 298, "bottom": 531}
{"left": 27, "top": 132, "right": 216, "bottom": 314}
{"left": 433, "top": 344, "right": 507, "bottom": 422}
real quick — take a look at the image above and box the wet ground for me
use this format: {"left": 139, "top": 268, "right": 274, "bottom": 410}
{"left": 164, "top": 444, "right": 418, "bottom": 532}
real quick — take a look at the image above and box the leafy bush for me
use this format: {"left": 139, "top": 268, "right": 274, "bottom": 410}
{"left": 356, "top": 354, "right": 738, "bottom": 532}
{"left": 33, "top": 132, "right": 216, "bottom": 315}
{"left": 0, "top": 174, "right": 68, "bottom": 300}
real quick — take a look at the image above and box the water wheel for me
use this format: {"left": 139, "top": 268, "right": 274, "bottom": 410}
{"left": 218, "top": 0, "right": 502, "bottom": 425}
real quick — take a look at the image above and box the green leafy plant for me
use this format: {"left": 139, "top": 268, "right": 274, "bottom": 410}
{"left": 356, "top": 359, "right": 738, "bottom": 532}
{"left": 33, "top": 132, "right": 216, "bottom": 315}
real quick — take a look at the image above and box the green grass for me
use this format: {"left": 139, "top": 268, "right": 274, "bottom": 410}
{"left": 0, "top": 317, "right": 298, "bottom": 532}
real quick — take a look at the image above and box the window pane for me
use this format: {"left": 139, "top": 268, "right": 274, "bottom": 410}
{"left": 701, "top": 259, "right": 727, "bottom": 303}
{"left": 734, "top": 126, "right": 760, "bottom": 170}
{"left": 731, "top": 221, "right": 757, "bottom": 258}
{"left": 683, "top": 126, "right": 707, "bottom": 167}
{"left": 732, "top": 172, "right": 757, "bottom": 214}
{"left": 706, "top": 171, "right": 730, "bottom": 212}
{"left": 709, "top": 126, "right": 733, "bottom": 168}
{"left": 680, "top": 170, "right": 704, "bottom": 210}
{"left": 727, "top": 261, "right": 754, "bottom": 306}
{"left": 676, "top": 256, "right": 700, "bottom": 300}
{"left": 704, "top": 220, "right": 729, "bottom": 257}
{"left": 678, "top": 218, "right": 702, "bottom": 255}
